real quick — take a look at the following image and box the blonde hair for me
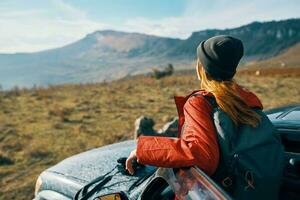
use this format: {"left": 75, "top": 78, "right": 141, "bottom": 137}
{"left": 197, "top": 61, "right": 261, "bottom": 127}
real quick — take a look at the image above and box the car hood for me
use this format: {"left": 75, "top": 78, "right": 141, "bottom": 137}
{"left": 39, "top": 140, "right": 156, "bottom": 199}
{"left": 47, "top": 140, "right": 136, "bottom": 182}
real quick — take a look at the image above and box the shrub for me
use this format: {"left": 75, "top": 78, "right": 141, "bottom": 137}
{"left": 28, "top": 150, "right": 51, "bottom": 159}
{"left": 48, "top": 105, "right": 73, "bottom": 122}
{"left": 151, "top": 63, "right": 174, "bottom": 79}
{"left": 0, "top": 154, "right": 14, "bottom": 165}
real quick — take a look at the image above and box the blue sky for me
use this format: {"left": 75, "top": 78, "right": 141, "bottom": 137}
{"left": 0, "top": 0, "right": 299, "bottom": 53}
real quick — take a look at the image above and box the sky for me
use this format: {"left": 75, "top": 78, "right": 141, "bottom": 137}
{"left": 0, "top": 0, "right": 299, "bottom": 53}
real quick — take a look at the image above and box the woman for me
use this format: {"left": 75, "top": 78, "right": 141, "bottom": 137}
{"left": 126, "top": 35, "right": 284, "bottom": 199}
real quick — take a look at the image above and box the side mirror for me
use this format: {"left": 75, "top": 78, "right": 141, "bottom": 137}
{"left": 95, "top": 192, "right": 128, "bottom": 200}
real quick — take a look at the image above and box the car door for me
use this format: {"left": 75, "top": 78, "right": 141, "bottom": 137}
{"left": 139, "top": 167, "right": 232, "bottom": 200}
{"left": 278, "top": 126, "right": 300, "bottom": 198}
{"left": 273, "top": 108, "right": 300, "bottom": 199}
{"left": 276, "top": 108, "right": 300, "bottom": 158}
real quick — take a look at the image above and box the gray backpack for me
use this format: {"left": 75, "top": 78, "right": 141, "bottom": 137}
{"left": 192, "top": 94, "right": 285, "bottom": 200}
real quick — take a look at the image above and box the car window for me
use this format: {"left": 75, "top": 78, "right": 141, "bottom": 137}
{"left": 265, "top": 105, "right": 300, "bottom": 120}
{"left": 140, "top": 177, "right": 175, "bottom": 200}
{"left": 267, "top": 112, "right": 283, "bottom": 120}
{"left": 141, "top": 167, "right": 230, "bottom": 200}
{"left": 265, "top": 105, "right": 299, "bottom": 115}
{"left": 170, "top": 168, "right": 229, "bottom": 200}
{"left": 282, "top": 110, "right": 300, "bottom": 121}
{"left": 279, "top": 129, "right": 300, "bottom": 153}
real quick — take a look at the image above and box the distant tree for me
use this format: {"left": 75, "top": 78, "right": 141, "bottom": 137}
{"left": 165, "top": 63, "right": 174, "bottom": 75}
{"left": 11, "top": 86, "right": 21, "bottom": 96}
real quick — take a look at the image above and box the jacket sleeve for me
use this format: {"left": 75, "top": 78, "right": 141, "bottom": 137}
{"left": 136, "top": 95, "right": 220, "bottom": 175}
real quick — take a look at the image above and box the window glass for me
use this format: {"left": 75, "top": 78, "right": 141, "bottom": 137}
{"left": 282, "top": 110, "right": 300, "bottom": 120}
{"left": 159, "top": 168, "right": 228, "bottom": 200}
{"left": 267, "top": 112, "right": 283, "bottom": 119}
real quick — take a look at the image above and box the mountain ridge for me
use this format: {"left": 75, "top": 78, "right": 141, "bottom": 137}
{"left": 0, "top": 18, "right": 299, "bottom": 90}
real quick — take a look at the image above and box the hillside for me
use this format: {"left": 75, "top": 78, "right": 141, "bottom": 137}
{"left": 0, "top": 18, "right": 299, "bottom": 90}
{"left": 0, "top": 30, "right": 182, "bottom": 90}
{"left": 244, "top": 42, "right": 300, "bottom": 69}
{"left": 168, "top": 19, "right": 300, "bottom": 60}
{"left": 0, "top": 64, "right": 300, "bottom": 199}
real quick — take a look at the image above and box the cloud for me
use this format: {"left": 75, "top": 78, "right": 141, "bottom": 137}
{"left": 122, "top": 0, "right": 300, "bottom": 39}
{"left": 0, "top": 0, "right": 299, "bottom": 53}
{"left": 51, "top": 0, "right": 87, "bottom": 20}
{"left": 0, "top": 0, "right": 111, "bottom": 53}
{"left": 122, "top": 1, "right": 247, "bottom": 38}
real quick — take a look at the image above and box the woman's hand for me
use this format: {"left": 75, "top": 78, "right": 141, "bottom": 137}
{"left": 126, "top": 149, "right": 137, "bottom": 175}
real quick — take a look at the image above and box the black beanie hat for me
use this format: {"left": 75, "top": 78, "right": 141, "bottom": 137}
{"left": 197, "top": 35, "right": 244, "bottom": 81}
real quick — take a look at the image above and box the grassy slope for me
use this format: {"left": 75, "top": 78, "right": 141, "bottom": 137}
{"left": 244, "top": 42, "right": 300, "bottom": 68}
{"left": 1, "top": 68, "right": 300, "bottom": 199}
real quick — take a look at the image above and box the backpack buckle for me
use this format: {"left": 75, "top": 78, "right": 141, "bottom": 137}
{"left": 222, "top": 177, "right": 233, "bottom": 187}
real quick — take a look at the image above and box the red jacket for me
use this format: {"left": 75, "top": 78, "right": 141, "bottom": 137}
{"left": 136, "top": 85, "right": 263, "bottom": 176}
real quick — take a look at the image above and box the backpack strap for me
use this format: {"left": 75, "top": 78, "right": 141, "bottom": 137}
{"left": 191, "top": 93, "right": 218, "bottom": 109}
{"left": 191, "top": 93, "right": 235, "bottom": 193}
{"left": 74, "top": 158, "right": 146, "bottom": 200}
{"left": 73, "top": 166, "right": 117, "bottom": 200}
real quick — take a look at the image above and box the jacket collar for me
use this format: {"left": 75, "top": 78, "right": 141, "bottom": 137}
{"left": 173, "top": 90, "right": 202, "bottom": 138}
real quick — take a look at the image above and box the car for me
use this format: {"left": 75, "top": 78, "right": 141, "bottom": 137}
{"left": 34, "top": 104, "right": 300, "bottom": 200}
{"left": 265, "top": 104, "right": 300, "bottom": 154}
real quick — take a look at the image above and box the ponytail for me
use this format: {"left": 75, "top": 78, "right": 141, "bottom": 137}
{"left": 198, "top": 63, "right": 261, "bottom": 127}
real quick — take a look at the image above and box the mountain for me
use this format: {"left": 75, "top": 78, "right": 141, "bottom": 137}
{"left": 167, "top": 18, "right": 300, "bottom": 61}
{"left": 0, "top": 30, "right": 182, "bottom": 90}
{"left": 0, "top": 18, "right": 299, "bottom": 90}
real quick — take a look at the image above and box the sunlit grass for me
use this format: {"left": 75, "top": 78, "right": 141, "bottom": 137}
{"left": 0, "top": 68, "right": 300, "bottom": 199}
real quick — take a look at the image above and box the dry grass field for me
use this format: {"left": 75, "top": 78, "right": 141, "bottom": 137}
{"left": 0, "top": 65, "right": 300, "bottom": 199}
